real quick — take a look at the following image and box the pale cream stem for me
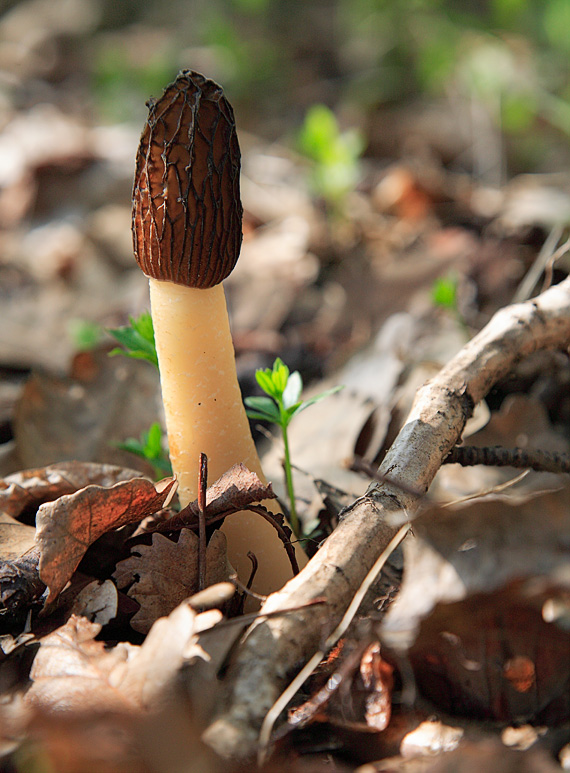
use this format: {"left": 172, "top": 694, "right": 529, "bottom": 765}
{"left": 149, "top": 278, "right": 306, "bottom": 595}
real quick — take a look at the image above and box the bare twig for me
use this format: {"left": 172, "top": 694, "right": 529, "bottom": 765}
{"left": 203, "top": 277, "right": 570, "bottom": 761}
{"left": 350, "top": 456, "right": 426, "bottom": 497}
{"left": 245, "top": 552, "right": 259, "bottom": 594}
{"left": 197, "top": 453, "right": 208, "bottom": 593}
{"left": 445, "top": 445, "right": 570, "bottom": 474}
{"left": 542, "top": 236, "right": 570, "bottom": 294}
{"left": 257, "top": 523, "right": 410, "bottom": 764}
{"left": 513, "top": 226, "right": 564, "bottom": 302}
{"left": 246, "top": 505, "right": 300, "bottom": 576}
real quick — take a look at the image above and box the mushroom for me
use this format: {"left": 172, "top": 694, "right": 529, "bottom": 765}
{"left": 132, "top": 70, "right": 306, "bottom": 595}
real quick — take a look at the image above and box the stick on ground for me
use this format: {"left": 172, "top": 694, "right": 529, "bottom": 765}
{"left": 203, "top": 277, "right": 570, "bottom": 760}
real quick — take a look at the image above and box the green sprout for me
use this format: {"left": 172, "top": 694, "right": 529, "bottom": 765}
{"left": 116, "top": 422, "right": 172, "bottom": 480}
{"left": 68, "top": 319, "right": 105, "bottom": 352}
{"left": 297, "top": 104, "right": 364, "bottom": 211}
{"left": 245, "top": 358, "right": 343, "bottom": 539}
{"left": 107, "top": 312, "right": 159, "bottom": 369}
{"left": 432, "top": 274, "right": 458, "bottom": 311}
{"left": 108, "top": 313, "right": 170, "bottom": 478}
{"left": 432, "top": 273, "right": 471, "bottom": 333}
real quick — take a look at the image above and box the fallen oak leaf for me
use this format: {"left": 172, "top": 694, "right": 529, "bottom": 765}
{"left": 114, "top": 529, "right": 233, "bottom": 634}
{"left": 36, "top": 477, "right": 176, "bottom": 605}
{"left": 145, "top": 464, "right": 299, "bottom": 576}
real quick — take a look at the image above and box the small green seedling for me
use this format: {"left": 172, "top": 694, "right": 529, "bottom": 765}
{"left": 431, "top": 273, "right": 469, "bottom": 332}
{"left": 68, "top": 319, "right": 105, "bottom": 352}
{"left": 108, "top": 313, "right": 169, "bottom": 477}
{"left": 245, "top": 358, "right": 343, "bottom": 539}
{"left": 116, "top": 421, "right": 172, "bottom": 480}
{"left": 432, "top": 274, "right": 458, "bottom": 311}
{"left": 298, "top": 104, "right": 364, "bottom": 211}
{"left": 107, "top": 311, "right": 159, "bottom": 369}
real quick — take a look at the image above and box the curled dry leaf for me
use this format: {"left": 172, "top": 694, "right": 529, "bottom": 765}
{"left": 382, "top": 483, "right": 570, "bottom": 646}
{"left": 114, "top": 529, "right": 233, "bottom": 634}
{"left": 36, "top": 476, "right": 177, "bottom": 604}
{"left": 117, "top": 604, "right": 224, "bottom": 709}
{"left": 70, "top": 580, "right": 119, "bottom": 627}
{"left": 381, "top": 484, "right": 570, "bottom": 724}
{"left": 287, "top": 639, "right": 394, "bottom": 734}
{"left": 26, "top": 615, "right": 135, "bottom": 716}
{"left": 0, "top": 545, "right": 44, "bottom": 614}
{"left": 27, "top": 600, "right": 225, "bottom": 718}
{"left": 152, "top": 463, "right": 276, "bottom": 533}
{"left": 0, "top": 461, "right": 144, "bottom": 521}
{"left": 407, "top": 585, "right": 570, "bottom": 724}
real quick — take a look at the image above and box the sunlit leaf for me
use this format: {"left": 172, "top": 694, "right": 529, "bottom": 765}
{"left": 282, "top": 370, "right": 303, "bottom": 409}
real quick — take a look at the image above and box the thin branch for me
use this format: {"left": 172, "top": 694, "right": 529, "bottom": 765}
{"left": 257, "top": 523, "right": 410, "bottom": 764}
{"left": 203, "top": 277, "right": 570, "bottom": 762}
{"left": 246, "top": 506, "right": 300, "bottom": 576}
{"left": 445, "top": 445, "right": 570, "bottom": 474}
{"left": 197, "top": 453, "right": 208, "bottom": 593}
{"left": 513, "top": 226, "right": 564, "bottom": 302}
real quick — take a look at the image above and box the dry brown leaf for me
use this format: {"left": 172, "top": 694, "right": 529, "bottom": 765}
{"left": 36, "top": 476, "right": 176, "bottom": 604}
{"left": 0, "top": 513, "right": 36, "bottom": 561}
{"left": 382, "top": 483, "right": 570, "bottom": 645}
{"left": 421, "top": 737, "right": 562, "bottom": 773}
{"left": 359, "top": 642, "right": 394, "bottom": 732}
{"left": 27, "top": 600, "right": 225, "bottom": 721}
{"left": 381, "top": 483, "right": 570, "bottom": 725}
{"left": 0, "top": 545, "right": 43, "bottom": 613}
{"left": 407, "top": 586, "right": 570, "bottom": 724}
{"left": 69, "top": 580, "right": 119, "bottom": 627}
{"left": 288, "top": 640, "right": 394, "bottom": 735}
{"left": 154, "top": 463, "right": 276, "bottom": 532}
{"left": 116, "top": 603, "right": 223, "bottom": 709}
{"left": 0, "top": 461, "right": 144, "bottom": 520}
{"left": 114, "top": 529, "right": 233, "bottom": 634}
{"left": 26, "top": 615, "right": 135, "bottom": 715}
{"left": 503, "top": 656, "right": 536, "bottom": 694}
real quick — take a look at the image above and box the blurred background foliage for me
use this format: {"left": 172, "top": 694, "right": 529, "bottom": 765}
{"left": 2, "top": 0, "right": 570, "bottom": 178}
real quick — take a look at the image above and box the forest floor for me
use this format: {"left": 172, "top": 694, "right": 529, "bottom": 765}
{"left": 1, "top": 3, "right": 570, "bottom": 772}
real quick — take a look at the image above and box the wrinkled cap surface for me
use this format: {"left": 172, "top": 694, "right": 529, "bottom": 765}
{"left": 132, "top": 70, "right": 243, "bottom": 288}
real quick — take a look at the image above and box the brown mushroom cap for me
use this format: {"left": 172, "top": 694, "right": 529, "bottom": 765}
{"left": 132, "top": 70, "right": 243, "bottom": 288}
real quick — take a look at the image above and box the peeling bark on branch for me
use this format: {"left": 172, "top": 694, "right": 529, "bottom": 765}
{"left": 204, "top": 278, "right": 570, "bottom": 760}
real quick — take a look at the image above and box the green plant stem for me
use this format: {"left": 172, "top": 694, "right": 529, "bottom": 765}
{"left": 281, "top": 422, "right": 300, "bottom": 538}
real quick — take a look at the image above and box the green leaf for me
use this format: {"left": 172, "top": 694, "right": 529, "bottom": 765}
{"left": 282, "top": 370, "right": 303, "bottom": 409}
{"left": 144, "top": 422, "right": 164, "bottom": 458}
{"left": 245, "top": 396, "right": 281, "bottom": 422}
{"left": 289, "top": 385, "right": 344, "bottom": 418}
{"left": 255, "top": 368, "right": 280, "bottom": 399}
{"left": 271, "top": 357, "right": 290, "bottom": 395}
{"left": 254, "top": 358, "right": 292, "bottom": 401}
{"left": 107, "top": 312, "right": 159, "bottom": 369}
{"left": 68, "top": 319, "right": 104, "bottom": 352}
{"left": 432, "top": 276, "right": 458, "bottom": 310}
{"left": 116, "top": 421, "right": 172, "bottom": 479}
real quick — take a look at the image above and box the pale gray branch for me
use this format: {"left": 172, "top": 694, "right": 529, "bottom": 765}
{"left": 203, "top": 277, "right": 570, "bottom": 760}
